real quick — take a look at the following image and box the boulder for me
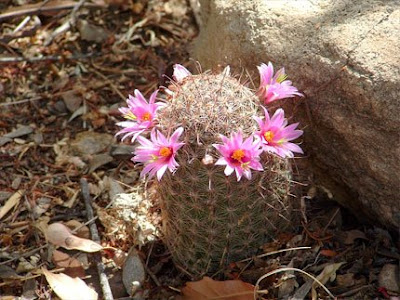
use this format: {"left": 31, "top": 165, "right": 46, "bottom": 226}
{"left": 192, "top": 0, "right": 400, "bottom": 229}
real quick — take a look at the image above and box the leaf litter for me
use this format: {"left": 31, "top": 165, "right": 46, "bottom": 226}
{"left": 0, "top": 0, "right": 399, "bottom": 299}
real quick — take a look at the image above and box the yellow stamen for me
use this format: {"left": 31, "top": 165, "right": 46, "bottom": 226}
{"left": 124, "top": 111, "right": 137, "bottom": 120}
{"left": 276, "top": 74, "right": 288, "bottom": 83}
{"left": 264, "top": 131, "right": 275, "bottom": 142}
{"left": 141, "top": 112, "right": 151, "bottom": 121}
{"left": 231, "top": 149, "right": 245, "bottom": 162}
{"left": 159, "top": 147, "right": 172, "bottom": 157}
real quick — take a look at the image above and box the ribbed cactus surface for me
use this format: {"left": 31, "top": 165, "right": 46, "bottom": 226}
{"left": 156, "top": 71, "right": 292, "bottom": 278}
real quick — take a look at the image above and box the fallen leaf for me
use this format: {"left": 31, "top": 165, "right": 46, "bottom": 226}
{"left": 0, "top": 265, "right": 21, "bottom": 280}
{"left": 311, "top": 262, "right": 344, "bottom": 300}
{"left": 343, "top": 230, "right": 368, "bottom": 245}
{"left": 64, "top": 220, "right": 90, "bottom": 239}
{"left": 70, "top": 131, "right": 113, "bottom": 155}
{"left": 379, "top": 264, "right": 400, "bottom": 292}
{"left": 179, "top": 276, "right": 255, "bottom": 300}
{"left": 61, "top": 90, "right": 82, "bottom": 112}
{"left": 320, "top": 249, "right": 337, "bottom": 257}
{"left": 46, "top": 222, "right": 103, "bottom": 252}
{"left": 52, "top": 250, "right": 85, "bottom": 278}
{"left": 336, "top": 273, "right": 356, "bottom": 288}
{"left": 87, "top": 153, "right": 113, "bottom": 173}
{"left": 0, "top": 189, "right": 24, "bottom": 220}
{"left": 42, "top": 268, "right": 98, "bottom": 300}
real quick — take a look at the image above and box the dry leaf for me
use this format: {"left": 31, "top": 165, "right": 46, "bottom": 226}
{"left": 42, "top": 268, "right": 98, "bottom": 300}
{"left": 0, "top": 189, "right": 24, "bottom": 220}
{"left": 344, "top": 230, "right": 368, "bottom": 245}
{"left": 64, "top": 220, "right": 90, "bottom": 239}
{"left": 319, "top": 249, "right": 337, "bottom": 257}
{"left": 311, "top": 262, "right": 344, "bottom": 300}
{"left": 179, "top": 276, "right": 255, "bottom": 300}
{"left": 46, "top": 222, "right": 103, "bottom": 252}
{"left": 52, "top": 250, "right": 85, "bottom": 278}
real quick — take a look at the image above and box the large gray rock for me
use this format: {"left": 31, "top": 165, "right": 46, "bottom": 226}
{"left": 192, "top": 0, "right": 400, "bottom": 229}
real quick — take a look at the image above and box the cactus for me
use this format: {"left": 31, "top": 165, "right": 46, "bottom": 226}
{"left": 155, "top": 70, "right": 292, "bottom": 278}
{"left": 116, "top": 63, "right": 303, "bottom": 279}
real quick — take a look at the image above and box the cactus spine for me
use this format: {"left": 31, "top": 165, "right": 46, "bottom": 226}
{"left": 156, "top": 70, "right": 293, "bottom": 278}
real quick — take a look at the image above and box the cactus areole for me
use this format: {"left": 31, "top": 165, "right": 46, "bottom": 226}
{"left": 116, "top": 63, "right": 304, "bottom": 279}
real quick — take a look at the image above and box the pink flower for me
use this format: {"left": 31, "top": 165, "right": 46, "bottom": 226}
{"left": 132, "top": 127, "right": 185, "bottom": 181}
{"left": 257, "top": 62, "right": 303, "bottom": 104}
{"left": 213, "top": 132, "right": 263, "bottom": 181}
{"left": 254, "top": 107, "right": 303, "bottom": 158}
{"left": 173, "top": 64, "right": 191, "bottom": 83}
{"left": 116, "top": 89, "right": 164, "bottom": 142}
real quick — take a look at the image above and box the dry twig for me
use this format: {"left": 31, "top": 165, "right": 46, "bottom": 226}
{"left": 44, "top": 0, "right": 87, "bottom": 46}
{"left": 81, "top": 178, "right": 114, "bottom": 300}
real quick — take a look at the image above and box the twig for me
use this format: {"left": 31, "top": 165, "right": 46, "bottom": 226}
{"left": 80, "top": 178, "right": 114, "bottom": 300}
{"left": 335, "top": 285, "right": 371, "bottom": 298}
{"left": 91, "top": 68, "right": 126, "bottom": 101}
{"left": 187, "top": 0, "right": 202, "bottom": 28}
{"left": 0, "top": 52, "right": 100, "bottom": 64}
{"left": 0, "top": 244, "right": 48, "bottom": 266}
{"left": 0, "top": 0, "right": 104, "bottom": 22}
{"left": 44, "top": 0, "right": 87, "bottom": 46}
{"left": 237, "top": 246, "right": 311, "bottom": 263}
{"left": 254, "top": 267, "right": 335, "bottom": 300}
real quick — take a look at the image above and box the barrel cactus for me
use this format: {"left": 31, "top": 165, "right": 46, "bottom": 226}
{"left": 116, "top": 62, "right": 304, "bottom": 279}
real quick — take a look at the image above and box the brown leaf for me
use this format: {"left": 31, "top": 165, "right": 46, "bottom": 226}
{"left": 344, "top": 230, "right": 368, "bottom": 245}
{"left": 0, "top": 265, "right": 21, "bottom": 280}
{"left": 0, "top": 189, "right": 24, "bottom": 220}
{"left": 179, "top": 277, "right": 255, "bottom": 300}
{"left": 64, "top": 235, "right": 104, "bottom": 252}
{"left": 42, "top": 268, "right": 98, "bottom": 300}
{"left": 52, "top": 250, "right": 85, "bottom": 278}
{"left": 320, "top": 249, "right": 337, "bottom": 257}
{"left": 46, "top": 222, "right": 103, "bottom": 252}
{"left": 64, "top": 220, "right": 90, "bottom": 239}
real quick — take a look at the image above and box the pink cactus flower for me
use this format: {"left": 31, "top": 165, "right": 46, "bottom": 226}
{"left": 213, "top": 132, "right": 263, "bottom": 181}
{"left": 257, "top": 62, "right": 303, "bottom": 104}
{"left": 254, "top": 106, "right": 303, "bottom": 158}
{"left": 132, "top": 127, "right": 185, "bottom": 181}
{"left": 173, "top": 64, "right": 191, "bottom": 83}
{"left": 116, "top": 89, "right": 164, "bottom": 142}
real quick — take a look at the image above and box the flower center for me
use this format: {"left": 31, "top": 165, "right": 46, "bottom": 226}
{"left": 263, "top": 131, "right": 274, "bottom": 143}
{"left": 231, "top": 149, "right": 245, "bottom": 162}
{"left": 141, "top": 112, "right": 151, "bottom": 121}
{"left": 159, "top": 147, "right": 172, "bottom": 158}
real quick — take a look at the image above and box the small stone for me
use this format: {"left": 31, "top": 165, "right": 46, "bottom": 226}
{"left": 122, "top": 247, "right": 145, "bottom": 296}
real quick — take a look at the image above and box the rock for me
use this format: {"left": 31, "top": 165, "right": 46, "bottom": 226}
{"left": 192, "top": 0, "right": 400, "bottom": 229}
{"left": 122, "top": 247, "right": 145, "bottom": 297}
{"left": 379, "top": 264, "right": 400, "bottom": 292}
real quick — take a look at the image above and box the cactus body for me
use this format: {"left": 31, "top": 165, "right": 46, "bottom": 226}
{"left": 155, "top": 71, "right": 293, "bottom": 278}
